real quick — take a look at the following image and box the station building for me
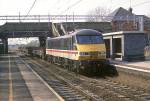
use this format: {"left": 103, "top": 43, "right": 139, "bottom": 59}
{"left": 103, "top": 7, "right": 150, "bottom": 61}
{"left": 103, "top": 31, "right": 148, "bottom": 61}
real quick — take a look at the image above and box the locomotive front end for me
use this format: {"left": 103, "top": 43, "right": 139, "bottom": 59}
{"left": 74, "top": 30, "right": 108, "bottom": 73}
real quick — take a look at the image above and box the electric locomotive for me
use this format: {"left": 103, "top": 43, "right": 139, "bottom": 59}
{"left": 46, "top": 29, "right": 108, "bottom": 74}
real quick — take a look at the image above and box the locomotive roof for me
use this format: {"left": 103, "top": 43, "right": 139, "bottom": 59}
{"left": 48, "top": 29, "right": 102, "bottom": 40}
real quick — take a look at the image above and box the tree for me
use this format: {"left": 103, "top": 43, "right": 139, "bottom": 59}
{"left": 86, "top": 7, "right": 111, "bottom": 22}
{"left": 147, "top": 13, "right": 150, "bottom": 18}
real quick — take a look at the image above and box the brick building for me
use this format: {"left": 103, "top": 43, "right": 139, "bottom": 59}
{"left": 108, "top": 7, "right": 150, "bottom": 42}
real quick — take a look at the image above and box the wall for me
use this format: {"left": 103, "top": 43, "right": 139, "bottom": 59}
{"left": 123, "top": 33, "right": 147, "bottom": 61}
{"left": 112, "top": 21, "right": 138, "bottom": 32}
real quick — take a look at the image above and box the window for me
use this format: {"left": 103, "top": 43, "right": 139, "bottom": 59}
{"left": 76, "top": 35, "right": 104, "bottom": 44}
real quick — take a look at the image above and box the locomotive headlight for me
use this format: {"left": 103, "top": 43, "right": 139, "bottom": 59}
{"left": 79, "top": 52, "right": 90, "bottom": 56}
{"left": 98, "top": 51, "right": 106, "bottom": 56}
{"left": 101, "top": 51, "right": 106, "bottom": 54}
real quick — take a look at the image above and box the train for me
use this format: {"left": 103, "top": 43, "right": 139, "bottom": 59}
{"left": 21, "top": 29, "right": 109, "bottom": 74}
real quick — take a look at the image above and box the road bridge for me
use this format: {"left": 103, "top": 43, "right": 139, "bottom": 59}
{"left": 0, "top": 21, "right": 112, "bottom": 54}
{"left": 0, "top": 22, "right": 52, "bottom": 54}
{"left": 0, "top": 22, "right": 52, "bottom": 38}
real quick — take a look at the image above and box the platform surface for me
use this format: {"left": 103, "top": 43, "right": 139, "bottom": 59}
{"left": 110, "top": 59, "right": 150, "bottom": 72}
{"left": 0, "top": 55, "right": 61, "bottom": 101}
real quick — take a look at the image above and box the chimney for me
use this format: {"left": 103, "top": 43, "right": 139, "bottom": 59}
{"left": 128, "top": 7, "right": 133, "bottom": 13}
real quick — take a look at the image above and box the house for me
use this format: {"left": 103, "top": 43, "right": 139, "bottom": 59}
{"left": 107, "top": 7, "right": 150, "bottom": 42}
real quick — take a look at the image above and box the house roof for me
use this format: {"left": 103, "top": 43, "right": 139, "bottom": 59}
{"left": 107, "top": 7, "right": 136, "bottom": 21}
{"left": 106, "top": 7, "right": 150, "bottom": 31}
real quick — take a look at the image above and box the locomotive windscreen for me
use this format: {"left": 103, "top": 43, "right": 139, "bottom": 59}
{"left": 76, "top": 35, "right": 104, "bottom": 44}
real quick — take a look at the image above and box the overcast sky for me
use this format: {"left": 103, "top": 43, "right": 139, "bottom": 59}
{"left": 1, "top": 0, "right": 150, "bottom": 45}
{"left": 0, "top": 0, "right": 150, "bottom": 16}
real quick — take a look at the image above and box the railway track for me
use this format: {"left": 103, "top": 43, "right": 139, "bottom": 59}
{"left": 20, "top": 57, "right": 102, "bottom": 101}
{"left": 21, "top": 56, "right": 150, "bottom": 101}
{"left": 50, "top": 66, "right": 150, "bottom": 101}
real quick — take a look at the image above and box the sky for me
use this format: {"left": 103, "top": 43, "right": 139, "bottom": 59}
{"left": 0, "top": 0, "right": 150, "bottom": 16}
{"left": 1, "top": 0, "right": 150, "bottom": 45}
{"left": 0, "top": 0, "right": 150, "bottom": 24}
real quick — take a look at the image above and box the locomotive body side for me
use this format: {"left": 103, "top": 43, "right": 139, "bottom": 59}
{"left": 46, "top": 29, "right": 108, "bottom": 73}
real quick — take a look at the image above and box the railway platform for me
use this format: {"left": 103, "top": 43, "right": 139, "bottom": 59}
{"left": 0, "top": 55, "right": 62, "bottom": 101}
{"left": 110, "top": 59, "right": 150, "bottom": 73}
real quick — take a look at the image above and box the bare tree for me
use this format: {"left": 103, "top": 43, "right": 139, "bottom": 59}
{"left": 86, "top": 7, "right": 111, "bottom": 22}
{"left": 147, "top": 13, "right": 150, "bottom": 18}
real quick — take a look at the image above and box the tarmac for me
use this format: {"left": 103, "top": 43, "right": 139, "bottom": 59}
{"left": 0, "top": 55, "right": 62, "bottom": 101}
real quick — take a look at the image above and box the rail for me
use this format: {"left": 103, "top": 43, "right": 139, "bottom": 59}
{"left": 23, "top": 56, "right": 150, "bottom": 101}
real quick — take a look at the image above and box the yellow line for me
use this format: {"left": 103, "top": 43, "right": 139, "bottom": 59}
{"left": 9, "top": 56, "right": 13, "bottom": 101}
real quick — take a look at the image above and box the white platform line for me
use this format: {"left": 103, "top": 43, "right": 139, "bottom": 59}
{"left": 20, "top": 57, "right": 64, "bottom": 101}
{"left": 0, "top": 55, "right": 18, "bottom": 58}
{"left": 114, "top": 64, "right": 150, "bottom": 73}
{"left": 8, "top": 56, "right": 13, "bottom": 101}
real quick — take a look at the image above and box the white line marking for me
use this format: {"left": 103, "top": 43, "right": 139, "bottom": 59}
{"left": 9, "top": 56, "right": 13, "bottom": 101}
{"left": 114, "top": 64, "right": 150, "bottom": 73}
{"left": 20, "top": 57, "right": 64, "bottom": 101}
{"left": 0, "top": 55, "right": 18, "bottom": 58}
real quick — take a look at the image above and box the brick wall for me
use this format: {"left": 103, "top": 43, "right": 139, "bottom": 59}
{"left": 112, "top": 21, "right": 138, "bottom": 32}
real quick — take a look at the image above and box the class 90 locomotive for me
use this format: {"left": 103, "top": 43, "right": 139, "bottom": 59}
{"left": 46, "top": 29, "right": 108, "bottom": 74}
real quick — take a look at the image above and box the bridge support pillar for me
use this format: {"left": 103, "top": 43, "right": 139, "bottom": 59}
{"left": 2, "top": 38, "right": 8, "bottom": 54}
{"left": 39, "top": 36, "right": 46, "bottom": 60}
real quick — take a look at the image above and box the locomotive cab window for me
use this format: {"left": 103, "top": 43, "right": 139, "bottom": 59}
{"left": 76, "top": 35, "right": 104, "bottom": 44}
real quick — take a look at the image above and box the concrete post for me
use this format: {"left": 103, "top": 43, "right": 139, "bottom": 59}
{"left": 2, "top": 37, "right": 8, "bottom": 54}
{"left": 39, "top": 36, "right": 46, "bottom": 60}
{"left": 110, "top": 36, "right": 114, "bottom": 59}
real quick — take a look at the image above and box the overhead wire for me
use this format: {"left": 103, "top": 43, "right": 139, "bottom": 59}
{"left": 59, "top": 0, "right": 83, "bottom": 15}
{"left": 109, "top": 0, "right": 112, "bottom": 10}
{"left": 130, "top": 0, "right": 131, "bottom": 8}
{"left": 133, "top": 0, "right": 150, "bottom": 7}
{"left": 56, "top": 0, "right": 71, "bottom": 14}
{"left": 49, "top": 0, "right": 60, "bottom": 13}
{"left": 24, "top": 0, "right": 37, "bottom": 19}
